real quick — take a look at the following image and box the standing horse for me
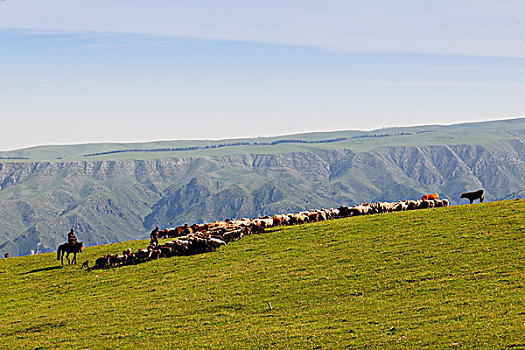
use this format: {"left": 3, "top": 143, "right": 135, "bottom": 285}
{"left": 461, "top": 189, "right": 485, "bottom": 204}
{"left": 57, "top": 242, "right": 83, "bottom": 265}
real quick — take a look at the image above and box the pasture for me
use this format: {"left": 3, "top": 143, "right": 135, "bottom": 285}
{"left": 0, "top": 199, "right": 523, "bottom": 349}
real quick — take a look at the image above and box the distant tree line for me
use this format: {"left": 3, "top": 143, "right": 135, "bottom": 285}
{"left": 84, "top": 142, "right": 251, "bottom": 157}
{"left": 253, "top": 137, "right": 347, "bottom": 146}
{"left": 0, "top": 156, "right": 28, "bottom": 160}
{"left": 83, "top": 133, "right": 411, "bottom": 157}
{"left": 350, "top": 132, "right": 411, "bottom": 139}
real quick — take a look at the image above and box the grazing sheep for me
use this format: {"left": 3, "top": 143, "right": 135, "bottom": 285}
{"left": 271, "top": 215, "right": 284, "bottom": 226}
{"left": 248, "top": 222, "right": 265, "bottom": 234}
{"left": 94, "top": 194, "right": 455, "bottom": 269}
{"left": 160, "top": 246, "right": 173, "bottom": 258}
{"left": 393, "top": 201, "right": 408, "bottom": 211}
{"left": 349, "top": 205, "right": 370, "bottom": 216}
{"left": 150, "top": 249, "right": 162, "bottom": 260}
{"left": 136, "top": 248, "right": 152, "bottom": 261}
{"left": 95, "top": 255, "right": 111, "bottom": 268}
{"left": 109, "top": 254, "right": 127, "bottom": 267}
{"left": 307, "top": 211, "right": 320, "bottom": 223}
{"left": 434, "top": 199, "right": 449, "bottom": 208}
{"left": 338, "top": 206, "right": 351, "bottom": 218}
{"left": 158, "top": 229, "right": 169, "bottom": 239}
{"left": 207, "top": 238, "right": 226, "bottom": 249}
{"left": 406, "top": 200, "right": 419, "bottom": 210}
{"left": 419, "top": 200, "right": 436, "bottom": 209}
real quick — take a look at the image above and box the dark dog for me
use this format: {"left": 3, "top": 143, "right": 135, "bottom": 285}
{"left": 81, "top": 260, "right": 89, "bottom": 269}
{"left": 460, "top": 189, "right": 485, "bottom": 204}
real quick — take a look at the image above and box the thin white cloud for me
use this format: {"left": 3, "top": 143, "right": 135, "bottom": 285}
{"left": 0, "top": 0, "right": 524, "bottom": 57}
{"left": 362, "top": 81, "right": 525, "bottom": 88}
{"left": 436, "top": 66, "right": 493, "bottom": 71}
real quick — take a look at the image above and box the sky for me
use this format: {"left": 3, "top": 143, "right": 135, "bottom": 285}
{"left": 0, "top": 0, "right": 524, "bottom": 150}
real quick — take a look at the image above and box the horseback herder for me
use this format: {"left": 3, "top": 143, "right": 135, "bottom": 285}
{"left": 68, "top": 228, "right": 78, "bottom": 245}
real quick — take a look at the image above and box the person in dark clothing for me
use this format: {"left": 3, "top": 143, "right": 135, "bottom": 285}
{"left": 68, "top": 228, "right": 78, "bottom": 245}
{"left": 150, "top": 227, "right": 159, "bottom": 246}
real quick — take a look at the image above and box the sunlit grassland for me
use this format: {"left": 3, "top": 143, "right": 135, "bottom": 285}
{"left": 0, "top": 200, "right": 523, "bottom": 349}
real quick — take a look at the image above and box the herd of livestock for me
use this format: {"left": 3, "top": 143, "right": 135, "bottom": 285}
{"left": 92, "top": 194, "right": 450, "bottom": 269}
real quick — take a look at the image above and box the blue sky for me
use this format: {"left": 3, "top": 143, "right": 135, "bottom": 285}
{"left": 0, "top": 1, "right": 524, "bottom": 150}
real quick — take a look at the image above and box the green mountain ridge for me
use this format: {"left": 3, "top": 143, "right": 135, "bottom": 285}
{"left": 1, "top": 117, "right": 524, "bottom": 161}
{"left": 1, "top": 119, "right": 524, "bottom": 256}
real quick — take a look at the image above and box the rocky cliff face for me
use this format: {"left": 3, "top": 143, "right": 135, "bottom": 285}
{"left": 1, "top": 141, "right": 524, "bottom": 256}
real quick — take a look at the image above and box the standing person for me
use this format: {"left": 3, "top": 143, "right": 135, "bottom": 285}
{"left": 150, "top": 227, "right": 159, "bottom": 246}
{"left": 68, "top": 228, "right": 78, "bottom": 245}
{"left": 2, "top": 253, "right": 8, "bottom": 273}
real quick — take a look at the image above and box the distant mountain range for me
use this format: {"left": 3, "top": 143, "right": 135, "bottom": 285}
{"left": 1, "top": 118, "right": 524, "bottom": 256}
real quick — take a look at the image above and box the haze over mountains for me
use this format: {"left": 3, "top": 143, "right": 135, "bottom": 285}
{"left": 1, "top": 118, "right": 524, "bottom": 256}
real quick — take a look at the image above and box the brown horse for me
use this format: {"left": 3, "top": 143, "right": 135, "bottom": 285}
{"left": 422, "top": 193, "right": 439, "bottom": 201}
{"left": 461, "top": 189, "right": 485, "bottom": 204}
{"left": 57, "top": 242, "right": 83, "bottom": 265}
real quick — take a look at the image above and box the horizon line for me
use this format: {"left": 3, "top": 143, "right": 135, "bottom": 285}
{"left": 2, "top": 115, "right": 523, "bottom": 153}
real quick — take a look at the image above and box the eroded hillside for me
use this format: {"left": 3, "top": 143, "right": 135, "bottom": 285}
{"left": 1, "top": 137, "right": 524, "bottom": 256}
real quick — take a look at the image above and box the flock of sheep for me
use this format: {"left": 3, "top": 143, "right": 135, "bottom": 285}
{"left": 93, "top": 196, "right": 449, "bottom": 269}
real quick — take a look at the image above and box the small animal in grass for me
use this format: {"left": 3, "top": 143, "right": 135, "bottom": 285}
{"left": 81, "top": 260, "right": 89, "bottom": 269}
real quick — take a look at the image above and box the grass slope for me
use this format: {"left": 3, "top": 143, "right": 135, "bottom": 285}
{"left": 0, "top": 200, "right": 524, "bottom": 349}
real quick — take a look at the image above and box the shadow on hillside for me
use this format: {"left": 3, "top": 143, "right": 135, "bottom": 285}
{"left": 266, "top": 228, "right": 284, "bottom": 233}
{"left": 23, "top": 266, "right": 63, "bottom": 274}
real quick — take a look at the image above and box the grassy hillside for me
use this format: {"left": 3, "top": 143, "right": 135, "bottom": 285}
{"left": 1, "top": 118, "right": 524, "bottom": 256}
{"left": 1, "top": 200, "right": 523, "bottom": 349}
{"left": 2, "top": 140, "right": 525, "bottom": 256}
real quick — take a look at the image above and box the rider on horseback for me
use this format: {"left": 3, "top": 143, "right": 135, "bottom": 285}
{"left": 68, "top": 228, "right": 78, "bottom": 245}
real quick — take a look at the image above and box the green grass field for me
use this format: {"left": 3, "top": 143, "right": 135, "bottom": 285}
{"left": 1, "top": 200, "right": 524, "bottom": 349}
